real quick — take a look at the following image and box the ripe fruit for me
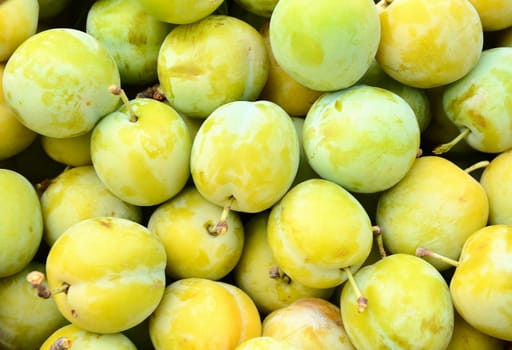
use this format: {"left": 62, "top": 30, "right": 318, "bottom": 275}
{"left": 0, "top": 168, "right": 43, "bottom": 278}
{"left": 40, "top": 132, "right": 92, "bottom": 167}
{"left": 2, "top": 28, "right": 121, "bottom": 138}
{"left": 149, "top": 278, "right": 262, "bottom": 350}
{"left": 147, "top": 185, "right": 244, "bottom": 280}
{"left": 262, "top": 297, "right": 355, "bottom": 349}
{"left": 258, "top": 21, "right": 322, "bottom": 117}
{"left": 86, "top": 0, "right": 175, "bottom": 85}
{"left": 133, "top": 0, "right": 223, "bottom": 24}
{"left": 448, "top": 225, "right": 512, "bottom": 341}
{"left": 190, "top": 100, "right": 299, "bottom": 213}
{"left": 446, "top": 311, "right": 505, "bottom": 350}
{"left": 437, "top": 47, "right": 512, "bottom": 154}
{"left": 376, "top": 0, "right": 483, "bottom": 88}
{"left": 269, "top": 0, "right": 380, "bottom": 91}
{"left": 480, "top": 149, "right": 512, "bottom": 224}
{"left": 234, "top": 212, "right": 334, "bottom": 315}
{"left": 0, "top": 0, "right": 39, "bottom": 61}
{"left": 44, "top": 216, "right": 167, "bottom": 333}
{"left": 0, "top": 63, "right": 37, "bottom": 160}
{"left": 157, "top": 15, "right": 269, "bottom": 118}
{"left": 40, "top": 324, "right": 137, "bottom": 350}
{"left": 267, "top": 178, "right": 374, "bottom": 289}
{"left": 235, "top": 337, "right": 301, "bottom": 350}
{"left": 0, "top": 262, "right": 67, "bottom": 350}
{"left": 40, "top": 165, "right": 142, "bottom": 246}
{"left": 91, "top": 89, "right": 192, "bottom": 206}
{"left": 467, "top": 0, "right": 512, "bottom": 31}
{"left": 376, "top": 156, "right": 489, "bottom": 270}
{"left": 340, "top": 254, "right": 454, "bottom": 350}
{"left": 303, "top": 84, "right": 420, "bottom": 193}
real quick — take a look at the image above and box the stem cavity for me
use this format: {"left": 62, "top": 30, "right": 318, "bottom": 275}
{"left": 109, "top": 85, "right": 138, "bottom": 122}
{"left": 207, "top": 196, "right": 234, "bottom": 236}
{"left": 26, "top": 271, "right": 70, "bottom": 299}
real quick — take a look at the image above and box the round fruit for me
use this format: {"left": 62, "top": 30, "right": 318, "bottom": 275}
{"left": 303, "top": 84, "right": 420, "bottom": 193}
{"left": 2, "top": 28, "right": 121, "bottom": 138}
{"left": 340, "top": 254, "right": 454, "bottom": 350}
{"left": 190, "top": 100, "right": 299, "bottom": 213}
{"left": 376, "top": 0, "right": 483, "bottom": 88}
{"left": 480, "top": 149, "right": 512, "bottom": 224}
{"left": 267, "top": 178, "right": 373, "bottom": 289}
{"left": 46, "top": 216, "right": 167, "bottom": 333}
{"left": 0, "top": 0, "right": 39, "bottom": 61}
{"left": 40, "top": 132, "right": 92, "bottom": 167}
{"left": 0, "top": 169, "right": 43, "bottom": 278}
{"left": 133, "top": 0, "right": 223, "bottom": 24}
{"left": 269, "top": 0, "right": 380, "bottom": 91}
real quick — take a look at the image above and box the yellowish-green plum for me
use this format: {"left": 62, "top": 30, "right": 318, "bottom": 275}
{"left": 41, "top": 324, "right": 137, "bottom": 350}
{"left": 149, "top": 278, "right": 262, "bottom": 350}
{"left": 147, "top": 185, "right": 244, "bottom": 280}
{"left": 0, "top": 262, "right": 68, "bottom": 350}
{"left": 446, "top": 311, "right": 505, "bottom": 350}
{"left": 234, "top": 0, "right": 278, "bottom": 17}
{"left": 467, "top": 0, "right": 512, "bottom": 31}
{"left": 480, "top": 149, "right": 512, "bottom": 224}
{"left": 340, "top": 254, "right": 454, "bottom": 350}
{"left": 158, "top": 15, "right": 269, "bottom": 118}
{"left": 267, "top": 178, "right": 373, "bottom": 289}
{"left": 45, "top": 216, "right": 167, "bottom": 334}
{"left": 191, "top": 100, "right": 299, "bottom": 213}
{"left": 2, "top": 28, "right": 121, "bottom": 138}
{"left": 86, "top": 0, "right": 175, "bottom": 85}
{"left": 258, "top": 21, "right": 322, "bottom": 117}
{"left": 357, "top": 59, "right": 431, "bottom": 132}
{"left": 376, "top": 0, "right": 483, "bottom": 88}
{"left": 440, "top": 47, "right": 512, "bottom": 154}
{"left": 269, "top": 0, "right": 380, "bottom": 91}
{"left": 235, "top": 336, "right": 301, "bottom": 350}
{"left": 41, "top": 131, "right": 92, "bottom": 167}
{"left": 133, "top": 0, "right": 223, "bottom": 24}
{"left": 0, "top": 63, "right": 37, "bottom": 160}
{"left": 0, "top": 169, "right": 43, "bottom": 278}
{"left": 376, "top": 156, "right": 489, "bottom": 271}
{"left": 262, "top": 297, "right": 355, "bottom": 350}
{"left": 449, "top": 224, "right": 512, "bottom": 341}
{"left": 0, "top": 0, "right": 39, "bottom": 62}
{"left": 40, "top": 165, "right": 142, "bottom": 246}
{"left": 234, "top": 212, "right": 334, "bottom": 316}
{"left": 303, "top": 84, "right": 420, "bottom": 193}
{"left": 91, "top": 95, "right": 192, "bottom": 206}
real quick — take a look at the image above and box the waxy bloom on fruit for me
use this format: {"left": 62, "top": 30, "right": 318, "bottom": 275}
{"left": 191, "top": 100, "right": 299, "bottom": 213}
{"left": 376, "top": 0, "right": 483, "bottom": 88}
{"left": 269, "top": 0, "right": 380, "bottom": 91}
{"left": 45, "top": 216, "right": 167, "bottom": 334}
{"left": 2, "top": 28, "right": 121, "bottom": 138}
{"left": 0, "top": 169, "right": 43, "bottom": 278}
{"left": 267, "top": 178, "right": 373, "bottom": 289}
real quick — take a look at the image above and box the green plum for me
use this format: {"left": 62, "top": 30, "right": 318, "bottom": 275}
{"left": 158, "top": 15, "right": 269, "bottom": 118}
{"left": 190, "top": 100, "right": 299, "bottom": 213}
{"left": 437, "top": 47, "right": 512, "bottom": 154}
{"left": 40, "top": 132, "right": 92, "bottom": 167}
{"left": 86, "top": 0, "right": 175, "bottom": 85}
{"left": 2, "top": 28, "right": 121, "bottom": 138}
{"left": 340, "top": 254, "right": 454, "bottom": 350}
{"left": 269, "top": 0, "right": 380, "bottom": 91}
{"left": 91, "top": 92, "right": 192, "bottom": 206}
{"left": 0, "top": 169, "right": 43, "bottom": 278}
{"left": 480, "top": 149, "right": 512, "bottom": 224}
{"left": 303, "top": 84, "right": 420, "bottom": 193}
{"left": 0, "top": 262, "right": 67, "bottom": 350}
{"left": 377, "top": 156, "right": 489, "bottom": 271}
{"left": 41, "top": 324, "right": 137, "bottom": 349}
{"left": 267, "top": 178, "right": 374, "bottom": 289}
{"left": 40, "top": 165, "right": 142, "bottom": 246}
{"left": 133, "top": 0, "right": 223, "bottom": 24}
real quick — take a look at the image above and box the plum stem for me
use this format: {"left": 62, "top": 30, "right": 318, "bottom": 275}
{"left": 432, "top": 128, "right": 471, "bottom": 155}
{"left": 268, "top": 266, "right": 291, "bottom": 284}
{"left": 343, "top": 267, "right": 367, "bottom": 313}
{"left": 50, "top": 336, "right": 72, "bottom": 350}
{"left": 26, "top": 271, "right": 70, "bottom": 299}
{"left": 464, "top": 160, "right": 490, "bottom": 174}
{"left": 207, "top": 196, "right": 234, "bottom": 236}
{"left": 415, "top": 247, "right": 460, "bottom": 267}
{"left": 372, "top": 225, "right": 387, "bottom": 258}
{"left": 109, "top": 85, "right": 138, "bottom": 122}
